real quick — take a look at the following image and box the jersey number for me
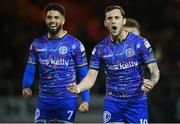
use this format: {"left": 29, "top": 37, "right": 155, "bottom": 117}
{"left": 67, "top": 110, "right": 73, "bottom": 120}
{"left": 140, "top": 119, "right": 148, "bottom": 124}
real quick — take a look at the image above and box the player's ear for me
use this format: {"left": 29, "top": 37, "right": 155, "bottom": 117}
{"left": 123, "top": 18, "right": 126, "bottom": 26}
{"left": 62, "top": 17, "right": 65, "bottom": 25}
{"left": 104, "top": 20, "right": 107, "bottom": 27}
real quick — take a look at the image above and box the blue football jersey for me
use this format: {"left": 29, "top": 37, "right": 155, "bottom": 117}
{"left": 90, "top": 32, "right": 156, "bottom": 100}
{"left": 28, "top": 32, "right": 87, "bottom": 98}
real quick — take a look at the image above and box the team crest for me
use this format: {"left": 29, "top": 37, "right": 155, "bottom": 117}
{"left": 59, "top": 46, "right": 68, "bottom": 55}
{"left": 125, "top": 48, "right": 134, "bottom": 57}
{"left": 103, "top": 111, "right": 111, "bottom": 123}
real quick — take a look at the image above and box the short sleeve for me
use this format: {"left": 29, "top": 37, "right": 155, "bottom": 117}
{"left": 89, "top": 45, "right": 101, "bottom": 70}
{"left": 74, "top": 42, "right": 88, "bottom": 67}
{"left": 139, "top": 39, "right": 156, "bottom": 64}
{"left": 27, "top": 41, "right": 38, "bottom": 64}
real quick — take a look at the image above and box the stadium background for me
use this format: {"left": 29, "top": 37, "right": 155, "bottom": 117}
{"left": 0, "top": 0, "right": 180, "bottom": 122}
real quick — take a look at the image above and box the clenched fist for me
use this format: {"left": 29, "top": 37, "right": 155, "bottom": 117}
{"left": 78, "top": 102, "right": 89, "bottom": 112}
{"left": 67, "top": 83, "right": 80, "bottom": 94}
{"left": 22, "top": 88, "right": 32, "bottom": 99}
{"left": 141, "top": 79, "right": 155, "bottom": 92}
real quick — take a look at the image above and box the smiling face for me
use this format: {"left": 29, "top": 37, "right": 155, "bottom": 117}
{"left": 45, "top": 10, "right": 65, "bottom": 35}
{"left": 104, "top": 9, "right": 126, "bottom": 37}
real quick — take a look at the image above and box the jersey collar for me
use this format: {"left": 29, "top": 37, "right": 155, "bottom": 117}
{"left": 109, "top": 30, "right": 128, "bottom": 43}
{"left": 47, "top": 30, "right": 67, "bottom": 39}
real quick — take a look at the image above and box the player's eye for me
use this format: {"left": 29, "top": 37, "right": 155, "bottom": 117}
{"left": 54, "top": 16, "right": 60, "bottom": 19}
{"left": 115, "top": 16, "right": 120, "bottom": 19}
{"left": 47, "top": 15, "right": 52, "bottom": 19}
{"left": 107, "top": 17, "right": 112, "bottom": 20}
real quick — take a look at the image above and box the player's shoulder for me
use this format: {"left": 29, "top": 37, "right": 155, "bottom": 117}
{"left": 95, "top": 36, "right": 109, "bottom": 48}
{"left": 65, "top": 34, "right": 86, "bottom": 51}
{"left": 128, "top": 32, "right": 153, "bottom": 49}
{"left": 65, "top": 34, "right": 82, "bottom": 44}
{"left": 128, "top": 32, "right": 149, "bottom": 45}
{"left": 31, "top": 34, "right": 47, "bottom": 44}
{"left": 128, "top": 32, "right": 145, "bottom": 41}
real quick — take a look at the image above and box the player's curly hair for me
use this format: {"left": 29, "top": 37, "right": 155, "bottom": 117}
{"left": 104, "top": 5, "right": 125, "bottom": 18}
{"left": 45, "top": 2, "right": 65, "bottom": 16}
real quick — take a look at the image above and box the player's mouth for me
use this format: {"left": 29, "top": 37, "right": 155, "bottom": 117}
{"left": 112, "top": 26, "right": 117, "bottom": 30}
{"left": 49, "top": 24, "right": 57, "bottom": 29}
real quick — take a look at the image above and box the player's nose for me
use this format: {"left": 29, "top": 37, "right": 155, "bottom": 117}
{"left": 49, "top": 17, "right": 56, "bottom": 22}
{"left": 111, "top": 18, "right": 116, "bottom": 24}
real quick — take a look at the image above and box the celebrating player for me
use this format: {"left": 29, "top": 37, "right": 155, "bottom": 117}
{"left": 22, "top": 2, "right": 89, "bottom": 123}
{"left": 68, "top": 5, "right": 160, "bottom": 123}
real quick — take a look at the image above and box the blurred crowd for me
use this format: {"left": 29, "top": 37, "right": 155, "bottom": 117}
{"left": 0, "top": 0, "right": 180, "bottom": 122}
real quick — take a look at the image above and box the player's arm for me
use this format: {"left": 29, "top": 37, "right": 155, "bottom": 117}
{"left": 77, "top": 66, "right": 89, "bottom": 102}
{"left": 142, "top": 62, "right": 160, "bottom": 92}
{"left": 77, "top": 66, "right": 90, "bottom": 112}
{"left": 68, "top": 69, "right": 98, "bottom": 94}
{"left": 22, "top": 63, "right": 36, "bottom": 98}
{"left": 79, "top": 69, "right": 98, "bottom": 92}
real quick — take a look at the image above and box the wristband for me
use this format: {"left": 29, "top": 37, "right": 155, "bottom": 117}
{"left": 77, "top": 86, "right": 80, "bottom": 94}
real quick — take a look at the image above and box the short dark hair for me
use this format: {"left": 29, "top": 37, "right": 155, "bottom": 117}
{"left": 104, "top": 5, "right": 125, "bottom": 18}
{"left": 125, "top": 18, "right": 140, "bottom": 30}
{"left": 45, "top": 2, "right": 65, "bottom": 16}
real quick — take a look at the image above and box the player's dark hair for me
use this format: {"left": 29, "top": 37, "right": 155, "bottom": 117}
{"left": 125, "top": 18, "right": 140, "bottom": 30}
{"left": 104, "top": 5, "right": 125, "bottom": 18}
{"left": 45, "top": 2, "right": 65, "bottom": 16}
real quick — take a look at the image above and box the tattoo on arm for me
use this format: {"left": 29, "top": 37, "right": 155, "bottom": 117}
{"left": 147, "top": 63, "right": 160, "bottom": 85}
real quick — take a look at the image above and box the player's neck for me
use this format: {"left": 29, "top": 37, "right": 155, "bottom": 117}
{"left": 48, "top": 29, "right": 67, "bottom": 38}
{"left": 110, "top": 30, "right": 128, "bottom": 43}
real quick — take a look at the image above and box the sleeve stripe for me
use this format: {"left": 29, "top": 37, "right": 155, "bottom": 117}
{"left": 76, "top": 63, "right": 88, "bottom": 67}
{"left": 145, "top": 60, "right": 156, "bottom": 64}
{"left": 89, "top": 66, "right": 99, "bottom": 70}
{"left": 28, "top": 62, "right": 37, "bottom": 64}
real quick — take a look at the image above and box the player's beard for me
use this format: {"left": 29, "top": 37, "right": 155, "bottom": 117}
{"left": 47, "top": 25, "right": 62, "bottom": 36}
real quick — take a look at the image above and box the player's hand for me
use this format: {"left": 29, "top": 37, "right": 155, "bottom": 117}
{"left": 141, "top": 79, "right": 155, "bottom": 92}
{"left": 67, "top": 83, "right": 80, "bottom": 94}
{"left": 78, "top": 102, "right": 89, "bottom": 112}
{"left": 22, "top": 88, "right": 32, "bottom": 99}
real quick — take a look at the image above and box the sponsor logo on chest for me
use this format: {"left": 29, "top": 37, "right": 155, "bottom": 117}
{"left": 107, "top": 61, "right": 139, "bottom": 70}
{"left": 39, "top": 58, "right": 70, "bottom": 66}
